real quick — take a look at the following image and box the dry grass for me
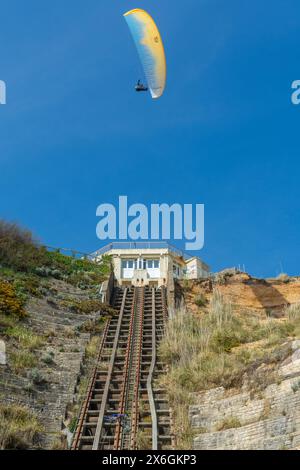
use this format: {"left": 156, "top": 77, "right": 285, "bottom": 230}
{"left": 10, "top": 351, "right": 37, "bottom": 372}
{"left": 136, "top": 429, "right": 152, "bottom": 450}
{"left": 216, "top": 416, "right": 241, "bottom": 431}
{"left": 0, "top": 403, "right": 42, "bottom": 449}
{"left": 159, "top": 290, "right": 300, "bottom": 449}
{"left": 285, "top": 303, "right": 300, "bottom": 321}
{"left": 5, "top": 325, "right": 44, "bottom": 350}
{"left": 86, "top": 336, "right": 99, "bottom": 358}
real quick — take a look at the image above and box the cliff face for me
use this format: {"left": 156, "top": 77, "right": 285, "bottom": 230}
{"left": 0, "top": 277, "right": 105, "bottom": 449}
{"left": 183, "top": 273, "right": 300, "bottom": 315}
{"left": 191, "top": 338, "right": 300, "bottom": 450}
{"left": 174, "top": 273, "right": 300, "bottom": 450}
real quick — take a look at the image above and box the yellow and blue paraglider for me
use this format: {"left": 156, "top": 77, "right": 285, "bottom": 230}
{"left": 124, "top": 9, "right": 166, "bottom": 99}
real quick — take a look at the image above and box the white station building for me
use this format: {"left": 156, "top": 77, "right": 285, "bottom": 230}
{"left": 91, "top": 242, "right": 210, "bottom": 288}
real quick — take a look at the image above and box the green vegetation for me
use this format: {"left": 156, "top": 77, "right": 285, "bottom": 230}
{"left": 28, "top": 368, "right": 45, "bottom": 385}
{"left": 3, "top": 324, "right": 45, "bottom": 373}
{"left": 59, "top": 298, "right": 103, "bottom": 314}
{"left": 86, "top": 336, "right": 100, "bottom": 358}
{"left": 2, "top": 321, "right": 45, "bottom": 374}
{"left": 159, "top": 291, "right": 300, "bottom": 448}
{"left": 0, "top": 220, "right": 111, "bottom": 289}
{"left": 0, "top": 403, "right": 42, "bottom": 449}
{"left": 68, "top": 416, "right": 78, "bottom": 433}
{"left": 291, "top": 379, "right": 300, "bottom": 393}
{"left": 194, "top": 293, "right": 207, "bottom": 308}
{"left": 216, "top": 416, "right": 242, "bottom": 431}
{"left": 42, "top": 351, "right": 55, "bottom": 365}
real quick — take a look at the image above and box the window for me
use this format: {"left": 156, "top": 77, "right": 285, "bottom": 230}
{"left": 122, "top": 260, "right": 135, "bottom": 269}
{"left": 148, "top": 260, "right": 153, "bottom": 269}
{"left": 153, "top": 260, "right": 160, "bottom": 269}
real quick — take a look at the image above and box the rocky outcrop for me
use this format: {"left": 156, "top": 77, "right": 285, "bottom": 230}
{"left": 183, "top": 273, "right": 300, "bottom": 315}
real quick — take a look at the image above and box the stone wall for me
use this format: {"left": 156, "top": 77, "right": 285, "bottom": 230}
{"left": 0, "top": 279, "right": 102, "bottom": 449}
{"left": 191, "top": 340, "right": 300, "bottom": 450}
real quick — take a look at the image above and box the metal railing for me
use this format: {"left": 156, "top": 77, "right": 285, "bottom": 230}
{"left": 90, "top": 241, "right": 192, "bottom": 260}
{"left": 44, "top": 245, "right": 95, "bottom": 261}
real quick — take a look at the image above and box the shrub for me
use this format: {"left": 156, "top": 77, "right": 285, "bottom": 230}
{"left": 60, "top": 298, "right": 103, "bottom": 314}
{"left": 0, "top": 281, "right": 26, "bottom": 318}
{"left": 13, "top": 274, "right": 41, "bottom": 300}
{"left": 42, "top": 252, "right": 111, "bottom": 287}
{"left": 0, "top": 220, "right": 111, "bottom": 285}
{"left": 42, "top": 352, "right": 54, "bottom": 365}
{"left": 28, "top": 368, "right": 45, "bottom": 385}
{"left": 0, "top": 220, "right": 47, "bottom": 272}
{"left": 194, "top": 293, "right": 207, "bottom": 307}
{"left": 211, "top": 328, "right": 241, "bottom": 353}
{"left": 0, "top": 404, "right": 41, "bottom": 449}
{"left": 291, "top": 379, "right": 300, "bottom": 393}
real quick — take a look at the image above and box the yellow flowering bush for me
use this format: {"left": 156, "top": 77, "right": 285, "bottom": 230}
{"left": 0, "top": 281, "right": 26, "bottom": 318}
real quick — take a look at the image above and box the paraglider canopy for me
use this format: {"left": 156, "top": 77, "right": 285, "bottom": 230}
{"left": 124, "top": 9, "right": 166, "bottom": 99}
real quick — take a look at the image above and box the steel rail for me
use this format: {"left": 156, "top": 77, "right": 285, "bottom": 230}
{"left": 92, "top": 288, "right": 128, "bottom": 450}
{"left": 130, "top": 287, "right": 145, "bottom": 449}
{"left": 71, "top": 318, "right": 110, "bottom": 449}
{"left": 147, "top": 288, "right": 158, "bottom": 450}
{"left": 161, "top": 286, "right": 168, "bottom": 324}
{"left": 113, "top": 287, "right": 137, "bottom": 449}
{"left": 160, "top": 286, "right": 176, "bottom": 449}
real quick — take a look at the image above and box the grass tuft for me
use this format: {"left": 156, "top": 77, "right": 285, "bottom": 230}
{"left": 0, "top": 403, "right": 42, "bottom": 449}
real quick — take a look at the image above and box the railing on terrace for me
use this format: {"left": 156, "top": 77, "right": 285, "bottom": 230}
{"left": 44, "top": 243, "right": 210, "bottom": 274}
{"left": 90, "top": 241, "right": 192, "bottom": 260}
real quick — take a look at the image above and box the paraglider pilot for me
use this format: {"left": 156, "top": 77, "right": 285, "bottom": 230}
{"left": 135, "top": 80, "right": 148, "bottom": 92}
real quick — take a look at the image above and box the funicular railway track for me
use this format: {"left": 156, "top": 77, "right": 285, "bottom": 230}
{"left": 72, "top": 286, "right": 174, "bottom": 450}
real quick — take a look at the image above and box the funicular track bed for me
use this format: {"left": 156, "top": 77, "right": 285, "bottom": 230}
{"left": 72, "top": 286, "right": 174, "bottom": 450}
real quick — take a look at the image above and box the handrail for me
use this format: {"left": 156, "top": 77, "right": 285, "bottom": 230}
{"left": 92, "top": 288, "right": 128, "bottom": 450}
{"left": 147, "top": 288, "right": 158, "bottom": 450}
{"left": 90, "top": 241, "right": 195, "bottom": 261}
{"left": 71, "top": 318, "right": 110, "bottom": 450}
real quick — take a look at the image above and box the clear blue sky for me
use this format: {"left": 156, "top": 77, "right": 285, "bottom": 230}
{"left": 0, "top": 0, "right": 300, "bottom": 277}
